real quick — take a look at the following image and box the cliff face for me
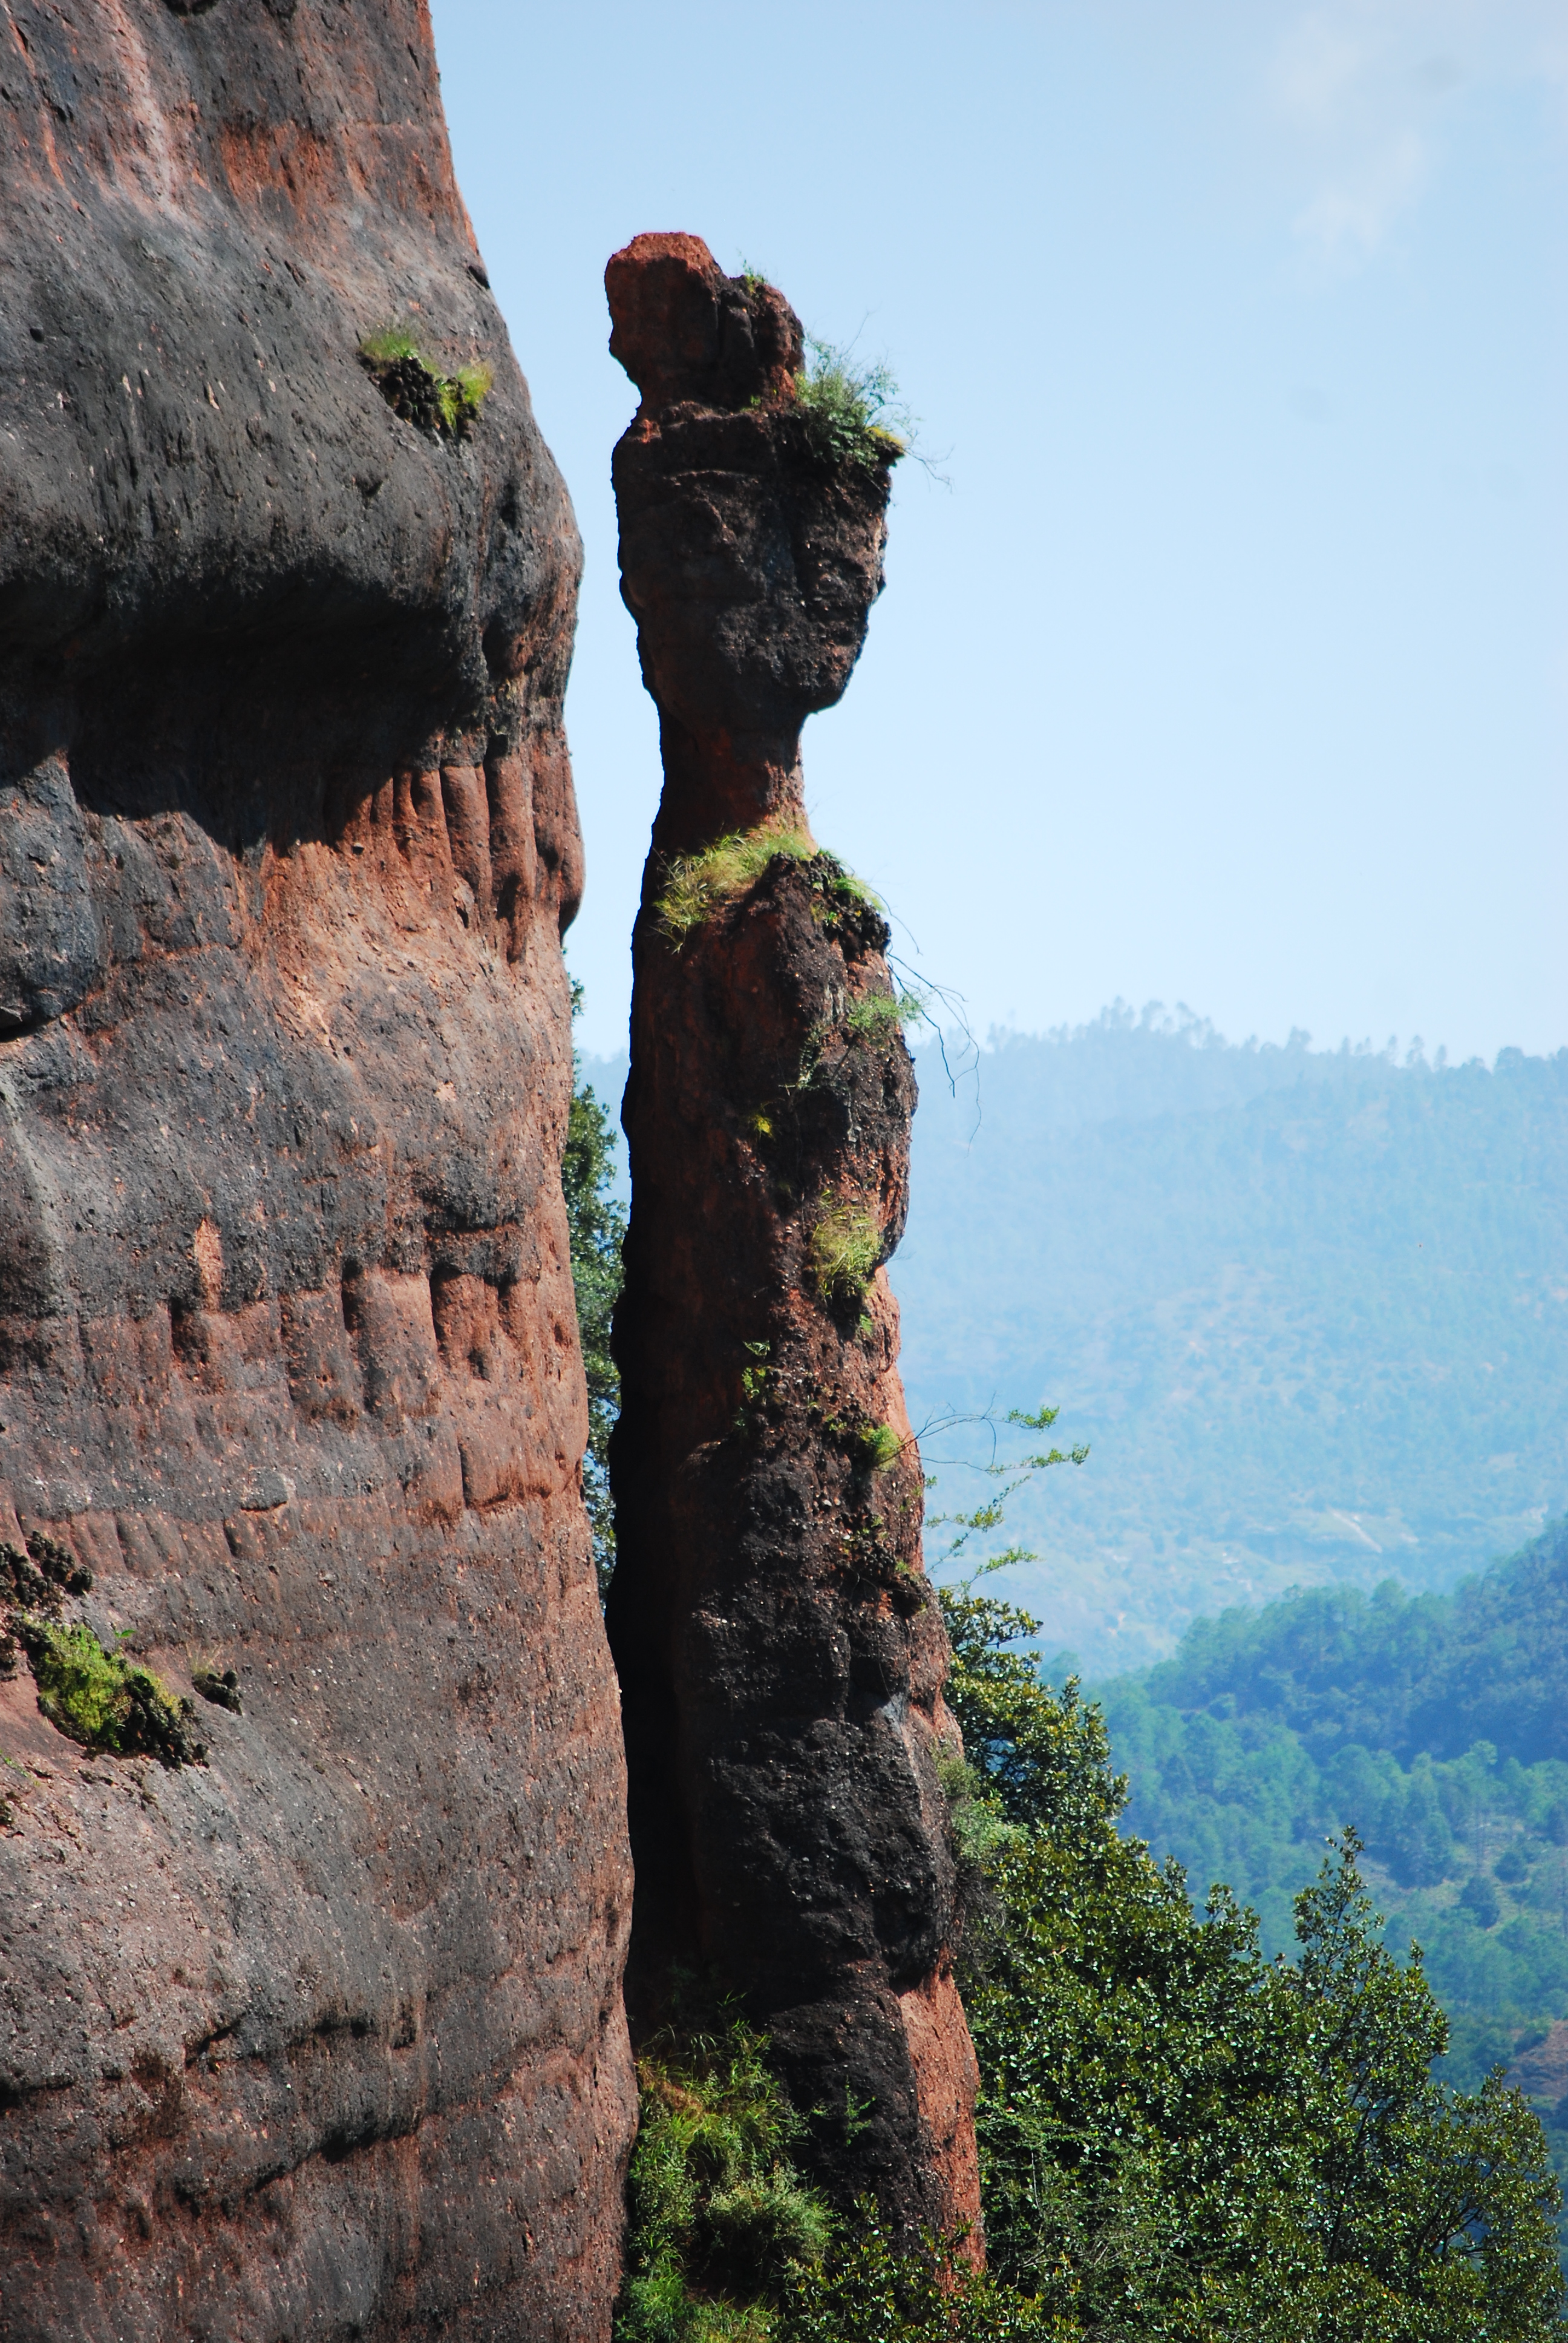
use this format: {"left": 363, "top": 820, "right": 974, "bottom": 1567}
{"left": 604, "top": 234, "right": 981, "bottom": 2246}
{"left": 0, "top": 9, "right": 633, "bottom": 2340}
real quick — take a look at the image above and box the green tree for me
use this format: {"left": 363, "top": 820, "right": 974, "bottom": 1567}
{"left": 942, "top": 1588, "right": 1567, "bottom": 2338}
{"left": 563, "top": 985, "right": 626, "bottom": 1594}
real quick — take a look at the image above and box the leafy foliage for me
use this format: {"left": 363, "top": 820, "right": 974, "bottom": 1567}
{"left": 616, "top": 2012, "right": 833, "bottom": 2341}
{"left": 616, "top": 2014, "right": 1063, "bottom": 2341}
{"left": 779, "top": 2206, "right": 1065, "bottom": 2340}
{"left": 943, "top": 1585, "right": 1567, "bottom": 2336}
{"left": 18, "top": 1619, "right": 204, "bottom": 1768}
{"left": 564, "top": 984, "right": 627, "bottom": 1595}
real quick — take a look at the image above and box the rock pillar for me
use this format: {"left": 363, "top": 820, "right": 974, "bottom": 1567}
{"left": 604, "top": 232, "right": 981, "bottom": 2247}
{"left": 0, "top": 10, "right": 633, "bottom": 2338}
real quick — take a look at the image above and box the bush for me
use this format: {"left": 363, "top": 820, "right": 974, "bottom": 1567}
{"left": 19, "top": 1619, "right": 205, "bottom": 1768}
{"left": 778, "top": 2205, "right": 1062, "bottom": 2341}
{"left": 616, "top": 2013, "right": 832, "bottom": 2341}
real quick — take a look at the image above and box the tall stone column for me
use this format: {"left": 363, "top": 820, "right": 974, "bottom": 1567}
{"left": 604, "top": 233, "right": 981, "bottom": 2248}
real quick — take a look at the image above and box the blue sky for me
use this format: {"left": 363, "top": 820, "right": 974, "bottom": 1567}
{"left": 430, "top": 0, "right": 1566, "bottom": 1064}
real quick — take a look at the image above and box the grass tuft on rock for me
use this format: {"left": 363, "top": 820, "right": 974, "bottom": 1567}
{"left": 654, "top": 828, "right": 817, "bottom": 946}
{"left": 655, "top": 832, "right": 887, "bottom": 952}
{"left": 792, "top": 340, "right": 908, "bottom": 471}
{"left": 359, "top": 326, "right": 492, "bottom": 441}
{"left": 856, "top": 1423, "right": 903, "bottom": 1472}
{"left": 808, "top": 1201, "right": 881, "bottom": 1308}
{"left": 841, "top": 989, "right": 924, "bottom": 1047}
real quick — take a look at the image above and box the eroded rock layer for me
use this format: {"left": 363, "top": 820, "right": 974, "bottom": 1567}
{"left": 603, "top": 233, "right": 981, "bottom": 2246}
{"left": 0, "top": 8, "right": 633, "bottom": 2339}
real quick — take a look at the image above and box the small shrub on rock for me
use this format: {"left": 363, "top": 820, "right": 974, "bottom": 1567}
{"left": 18, "top": 1619, "right": 206, "bottom": 1768}
{"left": 617, "top": 2013, "right": 831, "bottom": 2341}
{"left": 359, "top": 326, "right": 492, "bottom": 441}
{"left": 792, "top": 340, "right": 908, "bottom": 471}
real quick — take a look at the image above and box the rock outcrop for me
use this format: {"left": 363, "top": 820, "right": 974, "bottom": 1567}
{"left": 0, "top": 8, "right": 633, "bottom": 2339}
{"left": 604, "top": 234, "right": 981, "bottom": 2247}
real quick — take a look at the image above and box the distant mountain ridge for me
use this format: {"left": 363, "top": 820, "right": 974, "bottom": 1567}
{"left": 892, "top": 1005, "right": 1568, "bottom": 1668}
{"left": 1134, "top": 1514, "right": 1568, "bottom": 1769}
{"left": 578, "top": 1003, "right": 1568, "bottom": 1670}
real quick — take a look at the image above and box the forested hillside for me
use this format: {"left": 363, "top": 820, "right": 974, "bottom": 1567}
{"left": 1089, "top": 1517, "right": 1568, "bottom": 2198}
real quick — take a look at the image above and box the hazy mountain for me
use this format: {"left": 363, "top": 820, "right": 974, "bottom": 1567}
{"left": 579, "top": 1003, "right": 1568, "bottom": 1672}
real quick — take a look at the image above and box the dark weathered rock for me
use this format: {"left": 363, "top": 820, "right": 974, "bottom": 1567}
{"left": 604, "top": 233, "right": 981, "bottom": 2248}
{"left": 0, "top": 8, "right": 633, "bottom": 2339}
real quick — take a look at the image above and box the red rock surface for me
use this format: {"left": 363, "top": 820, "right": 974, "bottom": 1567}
{"left": 604, "top": 233, "right": 982, "bottom": 2249}
{"left": 0, "top": 8, "right": 633, "bottom": 2339}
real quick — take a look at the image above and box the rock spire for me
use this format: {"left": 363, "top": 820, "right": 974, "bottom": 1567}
{"left": 604, "top": 231, "right": 982, "bottom": 2246}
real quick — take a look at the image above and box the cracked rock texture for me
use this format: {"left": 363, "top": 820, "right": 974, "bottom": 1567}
{"left": 0, "top": 6, "right": 633, "bottom": 2339}
{"left": 603, "top": 233, "right": 982, "bottom": 2249}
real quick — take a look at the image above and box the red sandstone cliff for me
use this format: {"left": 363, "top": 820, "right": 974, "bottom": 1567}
{"left": 0, "top": 8, "right": 632, "bottom": 2339}
{"left": 603, "top": 234, "right": 982, "bottom": 2249}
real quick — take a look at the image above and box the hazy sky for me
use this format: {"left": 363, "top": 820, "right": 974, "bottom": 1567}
{"left": 430, "top": 0, "right": 1566, "bottom": 1064}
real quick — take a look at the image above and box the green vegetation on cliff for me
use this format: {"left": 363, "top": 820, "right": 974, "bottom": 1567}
{"left": 357, "top": 324, "right": 493, "bottom": 438}
{"left": 792, "top": 339, "right": 909, "bottom": 469}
